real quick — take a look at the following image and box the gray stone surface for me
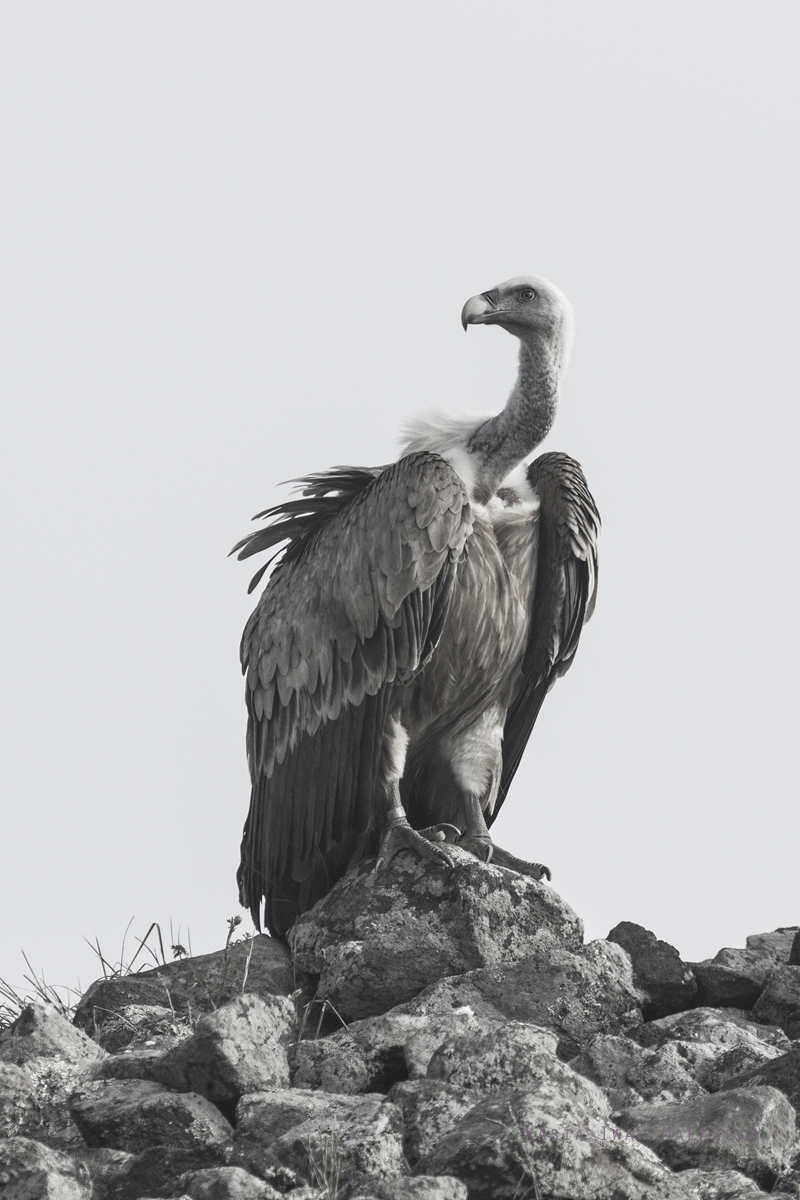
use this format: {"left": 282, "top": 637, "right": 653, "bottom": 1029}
{"left": 70, "top": 1078, "right": 233, "bottom": 1156}
{"left": 614, "top": 1085, "right": 798, "bottom": 1183}
{"left": 393, "top": 936, "right": 642, "bottom": 1057}
{"left": 607, "top": 921, "right": 698, "bottom": 1019}
{"left": 753, "top": 965, "right": 800, "bottom": 1039}
{"left": 0, "top": 1063, "right": 38, "bottom": 1139}
{"left": 571, "top": 1033, "right": 712, "bottom": 1109}
{"left": 387, "top": 1080, "right": 477, "bottom": 1164}
{"left": 417, "top": 1086, "right": 693, "bottom": 1199}
{"left": 348, "top": 1178, "right": 468, "bottom": 1200}
{"left": 718, "top": 1045, "right": 800, "bottom": 1129}
{"left": 102, "top": 1144, "right": 231, "bottom": 1200}
{"left": 288, "top": 850, "right": 583, "bottom": 1022}
{"left": 73, "top": 937, "right": 304, "bottom": 1035}
{"left": 291, "top": 1009, "right": 487, "bottom": 1095}
{"left": 678, "top": 1165, "right": 793, "bottom": 1199}
{"left": 631, "top": 1007, "right": 789, "bottom": 1053}
{"left": 0, "top": 1004, "right": 107, "bottom": 1148}
{"left": 689, "top": 963, "right": 764, "bottom": 1011}
{"left": 0, "top": 1137, "right": 92, "bottom": 1199}
{"left": 177, "top": 1165, "right": 283, "bottom": 1199}
{"left": 94, "top": 1003, "right": 188, "bottom": 1055}
{"left": 156, "top": 994, "right": 295, "bottom": 1106}
{"left": 426, "top": 1021, "right": 561, "bottom": 1091}
{"left": 233, "top": 1089, "right": 406, "bottom": 1191}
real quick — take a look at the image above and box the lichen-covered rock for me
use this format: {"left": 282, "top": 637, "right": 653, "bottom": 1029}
{"left": 69, "top": 1078, "right": 233, "bottom": 1156}
{"left": 607, "top": 921, "right": 698, "bottom": 1019}
{"left": 177, "top": 1165, "right": 283, "bottom": 1199}
{"left": 388, "top": 1080, "right": 477, "bottom": 1164}
{"left": 614, "top": 1085, "right": 798, "bottom": 1183}
{"left": 73, "top": 1147, "right": 134, "bottom": 1200}
{"left": 571, "top": 1034, "right": 713, "bottom": 1109}
{"left": 0, "top": 1137, "right": 92, "bottom": 1199}
{"left": 718, "top": 1045, "right": 800, "bottom": 1129}
{"left": 689, "top": 963, "right": 764, "bottom": 1011}
{"left": 393, "top": 937, "right": 642, "bottom": 1057}
{"left": 631, "top": 1007, "right": 789, "bottom": 1054}
{"left": 0, "top": 1063, "right": 38, "bottom": 1139}
{"left": 93, "top": 1003, "right": 188, "bottom": 1054}
{"left": 752, "top": 965, "right": 800, "bottom": 1039}
{"left": 73, "top": 937, "right": 305, "bottom": 1036}
{"left": 288, "top": 850, "right": 583, "bottom": 1021}
{"left": 348, "top": 1177, "right": 468, "bottom": 1199}
{"left": 291, "top": 1008, "right": 490, "bottom": 1096}
{"left": 101, "top": 1144, "right": 232, "bottom": 1200}
{"left": 677, "top": 1165, "right": 793, "bottom": 1199}
{"left": 233, "top": 1089, "right": 406, "bottom": 1191}
{"left": 0, "top": 1004, "right": 107, "bottom": 1148}
{"left": 417, "top": 1086, "right": 693, "bottom": 1199}
{"left": 155, "top": 995, "right": 295, "bottom": 1107}
{"left": 426, "top": 1021, "right": 560, "bottom": 1091}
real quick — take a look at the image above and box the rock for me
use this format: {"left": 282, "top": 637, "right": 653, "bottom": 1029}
{"left": 752, "top": 966, "right": 800, "bottom": 1039}
{"left": 631, "top": 1006, "right": 789, "bottom": 1053}
{"left": 95, "top": 1048, "right": 169, "bottom": 1084}
{"left": 73, "top": 937, "right": 304, "bottom": 1036}
{"left": 0, "top": 1063, "right": 38, "bottom": 1138}
{"left": 0, "top": 1137, "right": 92, "bottom": 1199}
{"left": 177, "top": 1165, "right": 283, "bottom": 1199}
{"left": 718, "top": 1045, "right": 800, "bottom": 1129}
{"left": 0, "top": 1004, "right": 107, "bottom": 1148}
{"left": 291, "top": 1010, "right": 484, "bottom": 1096}
{"left": 348, "top": 1178, "right": 468, "bottom": 1199}
{"left": 104, "top": 1144, "right": 232, "bottom": 1200}
{"left": 678, "top": 1165, "right": 791, "bottom": 1198}
{"left": 288, "top": 850, "right": 583, "bottom": 1022}
{"left": 233, "top": 1089, "right": 406, "bottom": 1191}
{"left": 614, "top": 1085, "right": 798, "bottom": 1183}
{"left": 790, "top": 933, "right": 800, "bottom": 967}
{"left": 702, "top": 1041, "right": 787, "bottom": 1093}
{"left": 94, "top": 1004, "right": 188, "bottom": 1055}
{"left": 607, "top": 921, "right": 698, "bottom": 1019}
{"left": 73, "top": 1147, "right": 134, "bottom": 1199}
{"left": 417, "top": 1086, "right": 693, "bottom": 1199}
{"left": 426, "top": 1021, "right": 560, "bottom": 1091}
{"left": 689, "top": 963, "right": 764, "bottom": 1011}
{"left": 69, "top": 1078, "right": 233, "bottom": 1156}
{"left": 387, "top": 1080, "right": 477, "bottom": 1164}
{"left": 155, "top": 995, "right": 295, "bottom": 1110}
{"left": 393, "top": 937, "right": 642, "bottom": 1058}
{"left": 745, "top": 928, "right": 799, "bottom": 964}
{"left": 571, "top": 1033, "right": 713, "bottom": 1108}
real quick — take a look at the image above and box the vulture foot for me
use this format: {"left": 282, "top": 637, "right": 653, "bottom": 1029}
{"left": 488, "top": 844, "right": 552, "bottom": 881}
{"left": 457, "top": 834, "right": 494, "bottom": 864}
{"left": 375, "top": 821, "right": 455, "bottom": 872}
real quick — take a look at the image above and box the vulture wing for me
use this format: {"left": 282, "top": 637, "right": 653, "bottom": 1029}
{"left": 490, "top": 452, "right": 600, "bottom": 823}
{"left": 235, "top": 452, "right": 471, "bottom": 936}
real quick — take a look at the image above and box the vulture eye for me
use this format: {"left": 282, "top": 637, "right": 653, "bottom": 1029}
{"left": 519, "top": 288, "right": 535, "bottom": 301}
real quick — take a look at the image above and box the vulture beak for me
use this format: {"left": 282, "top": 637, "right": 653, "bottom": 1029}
{"left": 461, "top": 292, "right": 497, "bottom": 330}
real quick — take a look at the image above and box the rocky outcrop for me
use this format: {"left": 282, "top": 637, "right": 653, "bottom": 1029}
{"left": 1, "top": 855, "right": 798, "bottom": 1198}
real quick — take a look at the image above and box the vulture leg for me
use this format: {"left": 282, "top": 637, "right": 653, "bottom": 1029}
{"left": 457, "top": 792, "right": 551, "bottom": 881}
{"left": 375, "top": 718, "right": 455, "bottom": 871}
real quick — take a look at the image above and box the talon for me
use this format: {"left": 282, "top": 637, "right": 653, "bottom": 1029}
{"left": 376, "top": 821, "right": 455, "bottom": 871}
{"left": 458, "top": 834, "right": 495, "bottom": 864}
{"left": 418, "top": 823, "right": 462, "bottom": 845}
{"left": 489, "top": 844, "right": 551, "bottom": 881}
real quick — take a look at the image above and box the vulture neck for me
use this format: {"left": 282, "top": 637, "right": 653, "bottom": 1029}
{"left": 467, "top": 332, "right": 564, "bottom": 504}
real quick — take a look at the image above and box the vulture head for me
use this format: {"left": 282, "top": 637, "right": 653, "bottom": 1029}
{"left": 461, "top": 275, "right": 574, "bottom": 366}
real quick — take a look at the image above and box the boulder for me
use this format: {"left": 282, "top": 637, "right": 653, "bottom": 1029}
{"left": 288, "top": 850, "right": 583, "bottom": 1022}
{"left": 348, "top": 1178, "right": 468, "bottom": 1199}
{"left": 0, "top": 1063, "right": 39, "bottom": 1139}
{"left": 176, "top": 1165, "right": 283, "bottom": 1199}
{"left": 291, "top": 1009, "right": 485, "bottom": 1095}
{"left": 570, "top": 1033, "right": 712, "bottom": 1108}
{"left": 155, "top": 995, "right": 295, "bottom": 1110}
{"left": 677, "top": 1165, "right": 794, "bottom": 1199}
{"left": 607, "top": 922, "right": 698, "bottom": 1018}
{"left": 0, "top": 1004, "right": 107, "bottom": 1148}
{"left": 718, "top": 1045, "right": 800, "bottom": 1129}
{"left": 73, "top": 937, "right": 304, "bottom": 1036}
{"left": 614, "top": 1085, "right": 798, "bottom": 1183}
{"left": 99, "top": 1144, "right": 233, "bottom": 1200}
{"left": 72, "top": 1147, "right": 134, "bottom": 1199}
{"left": 417, "top": 1086, "right": 693, "bottom": 1199}
{"left": 689, "top": 963, "right": 763, "bottom": 1011}
{"left": 93, "top": 1003, "right": 188, "bottom": 1055}
{"left": 69, "top": 1078, "right": 233, "bottom": 1157}
{"left": 388, "top": 1080, "right": 478, "bottom": 1164}
{"left": 392, "top": 937, "right": 642, "bottom": 1058}
{"left": 790, "top": 932, "right": 800, "bottom": 967}
{"left": 233, "top": 1089, "right": 406, "bottom": 1191}
{"left": 752, "top": 965, "right": 800, "bottom": 1039}
{"left": 0, "top": 1137, "right": 92, "bottom": 1199}
{"left": 631, "top": 1007, "right": 789, "bottom": 1053}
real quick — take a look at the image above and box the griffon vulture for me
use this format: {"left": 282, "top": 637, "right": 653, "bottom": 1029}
{"left": 233, "top": 276, "right": 600, "bottom": 938}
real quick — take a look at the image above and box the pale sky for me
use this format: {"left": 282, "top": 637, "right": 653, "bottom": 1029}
{"left": 1, "top": 2, "right": 798, "bottom": 1001}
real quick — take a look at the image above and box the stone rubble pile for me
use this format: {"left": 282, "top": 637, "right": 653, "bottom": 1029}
{"left": 1, "top": 848, "right": 799, "bottom": 1199}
